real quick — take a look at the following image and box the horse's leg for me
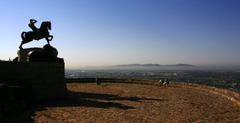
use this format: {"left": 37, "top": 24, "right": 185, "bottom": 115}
{"left": 19, "top": 32, "right": 36, "bottom": 49}
{"left": 19, "top": 42, "right": 23, "bottom": 49}
{"left": 19, "top": 40, "right": 31, "bottom": 49}
{"left": 46, "top": 35, "right": 53, "bottom": 44}
{"left": 19, "top": 44, "right": 22, "bottom": 49}
{"left": 46, "top": 38, "right": 50, "bottom": 44}
{"left": 19, "top": 32, "right": 28, "bottom": 49}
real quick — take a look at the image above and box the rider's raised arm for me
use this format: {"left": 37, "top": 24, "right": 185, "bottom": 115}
{"left": 30, "top": 19, "right": 37, "bottom": 24}
{"left": 28, "top": 20, "right": 38, "bottom": 32}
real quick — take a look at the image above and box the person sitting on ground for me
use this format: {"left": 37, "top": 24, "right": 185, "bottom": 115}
{"left": 162, "top": 79, "right": 170, "bottom": 86}
{"left": 157, "top": 79, "right": 165, "bottom": 85}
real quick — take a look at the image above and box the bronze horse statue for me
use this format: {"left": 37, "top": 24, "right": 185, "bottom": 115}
{"left": 19, "top": 19, "right": 53, "bottom": 49}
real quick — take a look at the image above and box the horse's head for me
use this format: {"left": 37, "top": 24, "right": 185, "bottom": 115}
{"left": 40, "top": 21, "right": 51, "bottom": 30}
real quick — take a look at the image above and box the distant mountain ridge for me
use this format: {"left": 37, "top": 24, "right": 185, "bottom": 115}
{"left": 114, "top": 64, "right": 195, "bottom": 67}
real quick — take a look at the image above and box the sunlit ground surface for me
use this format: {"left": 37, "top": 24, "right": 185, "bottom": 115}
{"left": 7, "top": 83, "right": 240, "bottom": 123}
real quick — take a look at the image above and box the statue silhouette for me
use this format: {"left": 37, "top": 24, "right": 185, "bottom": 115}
{"left": 19, "top": 19, "right": 53, "bottom": 49}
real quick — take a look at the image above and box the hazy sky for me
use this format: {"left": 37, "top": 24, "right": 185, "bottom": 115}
{"left": 0, "top": 0, "right": 240, "bottom": 68}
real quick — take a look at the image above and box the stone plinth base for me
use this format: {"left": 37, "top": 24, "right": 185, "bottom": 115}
{"left": 0, "top": 60, "right": 66, "bottom": 101}
{"left": 30, "top": 61, "right": 66, "bottom": 100}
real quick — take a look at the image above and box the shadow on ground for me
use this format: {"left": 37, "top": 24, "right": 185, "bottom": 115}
{"left": 3, "top": 90, "right": 163, "bottom": 123}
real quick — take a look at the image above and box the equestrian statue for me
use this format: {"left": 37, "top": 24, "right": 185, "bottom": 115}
{"left": 19, "top": 19, "right": 53, "bottom": 49}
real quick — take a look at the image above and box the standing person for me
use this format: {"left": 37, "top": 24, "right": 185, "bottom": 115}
{"left": 96, "top": 77, "right": 101, "bottom": 85}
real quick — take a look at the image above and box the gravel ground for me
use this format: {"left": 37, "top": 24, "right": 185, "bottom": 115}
{"left": 5, "top": 83, "right": 240, "bottom": 123}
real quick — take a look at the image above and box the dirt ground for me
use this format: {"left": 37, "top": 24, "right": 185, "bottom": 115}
{"left": 7, "top": 82, "right": 240, "bottom": 123}
{"left": 23, "top": 83, "right": 240, "bottom": 123}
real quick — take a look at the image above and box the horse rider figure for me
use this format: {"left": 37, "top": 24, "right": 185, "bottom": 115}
{"left": 19, "top": 19, "right": 53, "bottom": 49}
{"left": 29, "top": 19, "right": 38, "bottom": 33}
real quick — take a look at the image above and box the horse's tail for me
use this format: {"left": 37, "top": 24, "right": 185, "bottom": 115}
{"left": 21, "top": 32, "right": 26, "bottom": 41}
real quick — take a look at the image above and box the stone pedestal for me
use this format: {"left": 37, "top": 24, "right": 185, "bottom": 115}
{"left": 30, "top": 61, "right": 66, "bottom": 100}
{"left": 1, "top": 44, "right": 66, "bottom": 100}
{"left": 0, "top": 60, "right": 66, "bottom": 100}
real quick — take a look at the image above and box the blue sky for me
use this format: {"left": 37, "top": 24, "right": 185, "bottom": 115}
{"left": 0, "top": 0, "right": 240, "bottom": 68}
